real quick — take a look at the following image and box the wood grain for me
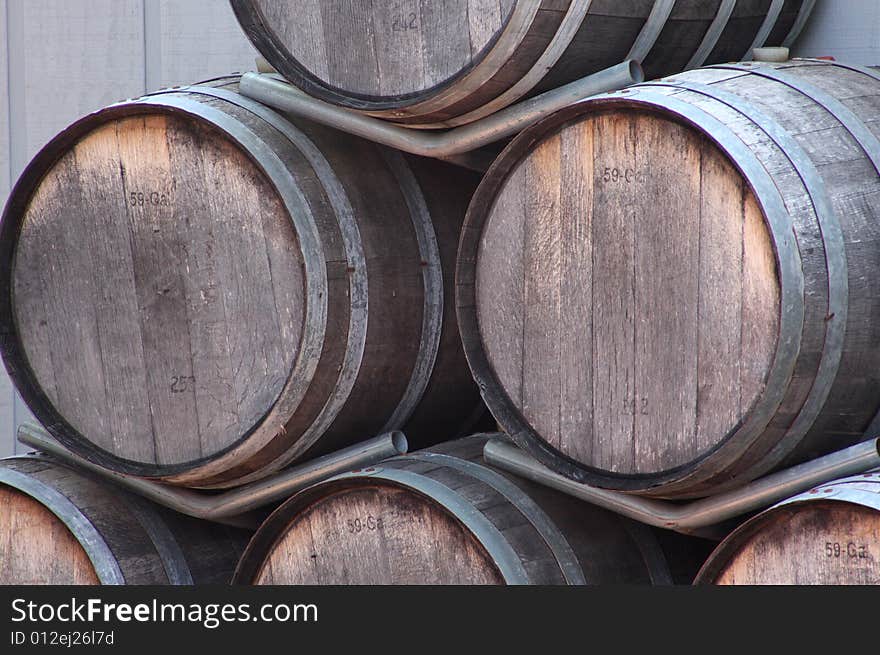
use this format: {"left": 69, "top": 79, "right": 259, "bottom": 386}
{"left": 461, "top": 60, "right": 880, "bottom": 497}
{"left": 713, "top": 501, "right": 880, "bottom": 585}
{"left": 13, "top": 113, "right": 303, "bottom": 465}
{"left": 235, "top": 0, "right": 804, "bottom": 124}
{"left": 253, "top": 0, "right": 513, "bottom": 97}
{"left": 0, "top": 485, "right": 99, "bottom": 585}
{"left": 256, "top": 484, "right": 505, "bottom": 585}
{"left": 476, "top": 110, "right": 778, "bottom": 475}
{"left": 0, "top": 456, "right": 250, "bottom": 585}
{"left": 476, "top": 165, "right": 527, "bottom": 409}
{"left": 241, "top": 436, "right": 689, "bottom": 585}
{"left": 4, "top": 81, "right": 481, "bottom": 486}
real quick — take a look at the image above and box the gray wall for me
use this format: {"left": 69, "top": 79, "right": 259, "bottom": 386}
{"left": 0, "top": 0, "right": 257, "bottom": 455}
{"left": 795, "top": 0, "right": 880, "bottom": 64}
{"left": 0, "top": 0, "right": 878, "bottom": 455}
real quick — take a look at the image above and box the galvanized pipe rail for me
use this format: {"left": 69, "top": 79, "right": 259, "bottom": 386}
{"left": 16, "top": 423, "right": 407, "bottom": 528}
{"left": 483, "top": 437, "right": 880, "bottom": 537}
{"left": 238, "top": 61, "right": 644, "bottom": 158}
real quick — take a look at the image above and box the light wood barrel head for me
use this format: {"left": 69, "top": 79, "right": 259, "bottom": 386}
{"left": 475, "top": 109, "right": 780, "bottom": 475}
{"left": 710, "top": 501, "right": 880, "bottom": 585}
{"left": 254, "top": 482, "right": 505, "bottom": 585}
{"left": 0, "top": 485, "right": 99, "bottom": 585}
{"left": 251, "top": 0, "right": 518, "bottom": 99}
{"left": 12, "top": 112, "right": 305, "bottom": 468}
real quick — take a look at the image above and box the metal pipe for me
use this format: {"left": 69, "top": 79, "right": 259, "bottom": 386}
{"left": 16, "top": 423, "right": 407, "bottom": 527}
{"left": 483, "top": 438, "right": 880, "bottom": 535}
{"left": 238, "top": 61, "right": 644, "bottom": 157}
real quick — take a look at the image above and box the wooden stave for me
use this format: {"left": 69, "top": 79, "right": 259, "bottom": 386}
{"left": 0, "top": 455, "right": 249, "bottom": 585}
{"left": 234, "top": 435, "right": 683, "bottom": 586}
{"left": 0, "top": 78, "right": 481, "bottom": 487}
{"left": 695, "top": 471, "right": 880, "bottom": 584}
{"left": 627, "top": 73, "right": 844, "bottom": 497}
{"left": 166, "top": 82, "right": 422, "bottom": 487}
{"left": 457, "top": 59, "right": 880, "bottom": 498}
{"left": 0, "top": 87, "right": 330, "bottom": 483}
{"left": 230, "top": 0, "right": 809, "bottom": 126}
{"left": 457, "top": 88, "right": 806, "bottom": 497}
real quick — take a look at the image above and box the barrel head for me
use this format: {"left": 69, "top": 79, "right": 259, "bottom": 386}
{"left": 473, "top": 108, "right": 780, "bottom": 477}
{"left": 249, "top": 481, "right": 505, "bottom": 585}
{"left": 703, "top": 498, "right": 880, "bottom": 585}
{"left": 245, "top": 0, "right": 517, "bottom": 100}
{"left": 11, "top": 110, "right": 305, "bottom": 469}
{"left": 0, "top": 484, "right": 99, "bottom": 585}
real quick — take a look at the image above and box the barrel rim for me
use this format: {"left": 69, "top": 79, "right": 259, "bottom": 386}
{"left": 0, "top": 456, "right": 125, "bottom": 584}
{"left": 456, "top": 91, "right": 805, "bottom": 493}
{"left": 639, "top": 67, "right": 849, "bottom": 492}
{"left": 0, "top": 92, "right": 327, "bottom": 478}
{"left": 164, "top": 84, "right": 369, "bottom": 487}
{"left": 233, "top": 473, "right": 521, "bottom": 585}
{"left": 228, "top": 0, "right": 530, "bottom": 112}
{"left": 695, "top": 472, "right": 880, "bottom": 584}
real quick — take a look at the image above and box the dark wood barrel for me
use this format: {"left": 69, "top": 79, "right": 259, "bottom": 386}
{"left": 0, "top": 76, "right": 481, "bottom": 488}
{"left": 230, "top": 0, "right": 815, "bottom": 127}
{"left": 458, "top": 59, "right": 880, "bottom": 499}
{"left": 234, "top": 435, "right": 709, "bottom": 585}
{"left": 0, "top": 455, "right": 249, "bottom": 584}
{"left": 696, "top": 471, "right": 880, "bottom": 584}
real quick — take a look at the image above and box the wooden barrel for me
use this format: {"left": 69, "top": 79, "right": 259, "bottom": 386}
{"left": 696, "top": 471, "right": 880, "bottom": 584}
{"left": 458, "top": 59, "right": 880, "bottom": 499}
{"left": 0, "top": 456, "right": 249, "bottom": 584}
{"left": 0, "top": 76, "right": 481, "bottom": 488}
{"left": 234, "top": 435, "right": 710, "bottom": 585}
{"left": 230, "top": 0, "right": 815, "bottom": 127}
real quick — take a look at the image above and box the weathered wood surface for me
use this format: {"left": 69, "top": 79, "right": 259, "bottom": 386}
{"left": 474, "top": 110, "right": 778, "bottom": 476}
{"left": 14, "top": 114, "right": 300, "bottom": 466}
{"left": 1, "top": 78, "right": 481, "bottom": 488}
{"left": 231, "top": 0, "right": 814, "bottom": 125}
{"left": 458, "top": 59, "right": 880, "bottom": 498}
{"left": 236, "top": 435, "right": 708, "bottom": 585}
{"left": 0, "top": 0, "right": 260, "bottom": 457}
{"left": 256, "top": 483, "right": 506, "bottom": 585}
{"left": 0, "top": 456, "right": 250, "bottom": 584}
{"left": 0, "top": 485, "right": 100, "bottom": 585}
{"left": 698, "top": 473, "right": 880, "bottom": 585}
{"left": 251, "top": 0, "right": 517, "bottom": 98}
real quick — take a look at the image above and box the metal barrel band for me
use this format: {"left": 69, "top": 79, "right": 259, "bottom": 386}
{"left": 782, "top": 0, "right": 818, "bottom": 48}
{"left": 331, "top": 464, "right": 532, "bottom": 584}
{"left": 0, "top": 462, "right": 125, "bottom": 584}
{"left": 405, "top": 450, "right": 586, "bottom": 585}
{"left": 640, "top": 77, "right": 848, "bottom": 480}
{"left": 172, "top": 84, "right": 370, "bottom": 480}
{"left": 685, "top": 0, "right": 737, "bottom": 70}
{"left": 627, "top": 0, "right": 676, "bottom": 62}
{"left": 746, "top": 0, "right": 787, "bottom": 60}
